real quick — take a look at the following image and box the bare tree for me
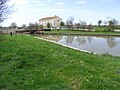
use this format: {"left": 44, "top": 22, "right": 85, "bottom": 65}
{"left": 10, "top": 22, "right": 17, "bottom": 28}
{"left": 28, "top": 23, "right": 34, "bottom": 29}
{"left": 22, "top": 24, "right": 27, "bottom": 29}
{"left": 27, "top": 22, "right": 40, "bottom": 29}
{"left": 107, "top": 17, "right": 119, "bottom": 31}
{"left": 66, "top": 17, "right": 74, "bottom": 30}
{"left": 88, "top": 23, "right": 92, "bottom": 31}
{"left": 69, "top": 17, "right": 74, "bottom": 25}
{"left": 103, "top": 20, "right": 107, "bottom": 27}
{"left": 76, "top": 23, "right": 80, "bottom": 30}
{"left": 112, "top": 18, "right": 119, "bottom": 26}
{"left": 0, "top": 0, "right": 14, "bottom": 23}
{"left": 66, "top": 20, "right": 69, "bottom": 29}
{"left": 79, "top": 20, "right": 87, "bottom": 29}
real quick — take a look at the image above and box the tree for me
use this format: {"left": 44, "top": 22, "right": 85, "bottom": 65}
{"left": 112, "top": 18, "right": 119, "bottom": 26}
{"left": 60, "top": 21, "right": 65, "bottom": 27}
{"left": 47, "top": 23, "right": 51, "bottom": 28}
{"left": 0, "top": 0, "right": 14, "bottom": 23}
{"left": 27, "top": 22, "right": 40, "bottom": 29}
{"left": 69, "top": 17, "right": 74, "bottom": 25}
{"left": 98, "top": 20, "right": 102, "bottom": 27}
{"left": 22, "top": 24, "right": 27, "bottom": 29}
{"left": 66, "top": 20, "right": 69, "bottom": 29}
{"left": 66, "top": 17, "right": 74, "bottom": 30}
{"left": 39, "top": 25, "right": 44, "bottom": 29}
{"left": 79, "top": 20, "right": 87, "bottom": 29}
{"left": 103, "top": 20, "right": 107, "bottom": 27}
{"left": 34, "top": 22, "right": 39, "bottom": 29}
{"left": 76, "top": 23, "right": 80, "bottom": 30}
{"left": 88, "top": 23, "right": 92, "bottom": 31}
{"left": 10, "top": 22, "right": 17, "bottom": 28}
{"left": 108, "top": 20, "right": 115, "bottom": 31}
{"left": 28, "top": 23, "right": 34, "bottom": 29}
{"left": 107, "top": 17, "right": 119, "bottom": 31}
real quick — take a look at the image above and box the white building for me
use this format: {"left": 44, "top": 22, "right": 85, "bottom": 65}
{"left": 39, "top": 15, "right": 62, "bottom": 28}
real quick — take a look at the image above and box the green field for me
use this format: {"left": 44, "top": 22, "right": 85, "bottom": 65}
{"left": 44, "top": 30, "right": 120, "bottom": 36}
{"left": 0, "top": 35, "right": 120, "bottom": 90}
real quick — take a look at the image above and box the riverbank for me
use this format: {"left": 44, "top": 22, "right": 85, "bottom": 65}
{"left": 0, "top": 35, "right": 120, "bottom": 90}
{"left": 34, "top": 35, "right": 120, "bottom": 57}
{"left": 44, "top": 30, "right": 120, "bottom": 36}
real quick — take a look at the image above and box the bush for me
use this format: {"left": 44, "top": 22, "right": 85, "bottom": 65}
{"left": 116, "top": 25, "right": 120, "bottom": 29}
{"left": 95, "top": 27, "right": 110, "bottom": 32}
{"left": 43, "top": 28, "right": 51, "bottom": 31}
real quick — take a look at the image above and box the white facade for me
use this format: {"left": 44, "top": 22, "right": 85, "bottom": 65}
{"left": 39, "top": 15, "right": 62, "bottom": 28}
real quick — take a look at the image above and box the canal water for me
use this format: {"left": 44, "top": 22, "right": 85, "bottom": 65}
{"left": 38, "top": 35, "right": 120, "bottom": 56}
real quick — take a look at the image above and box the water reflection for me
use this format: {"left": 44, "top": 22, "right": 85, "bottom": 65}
{"left": 65, "top": 35, "right": 74, "bottom": 44}
{"left": 38, "top": 35, "right": 120, "bottom": 56}
{"left": 76, "top": 36, "right": 93, "bottom": 46}
{"left": 38, "top": 35, "right": 63, "bottom": 42}
{"left": 106, "top": 38, "right": 117, "bottom": 48}
{"left": 76, "top": 36, "right": 86, "bottom": 45}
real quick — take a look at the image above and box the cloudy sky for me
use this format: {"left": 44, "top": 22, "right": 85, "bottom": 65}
{"left": 2, "top": 0, "right": 120, "bottom": 26}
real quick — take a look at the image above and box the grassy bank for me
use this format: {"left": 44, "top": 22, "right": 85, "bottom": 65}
{"left": 0, "top": 35, "right": 120, "bottom": 90}
{"left": 44, "top": 30, "right": 120, "bottom": 36}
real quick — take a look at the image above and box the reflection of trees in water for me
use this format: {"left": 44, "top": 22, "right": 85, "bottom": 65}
{"left": 87, "top": 37, "right": 93, "bottom": 43}
{"left": 65, "top": 35, "right": 93, "bottom": 46}
{"left": 76, "top": 36, "right": 86, "bottom": 45}
{"left": 64, "top": 36, "right": 119, "bottom": 49}
{"left": 106, "top": 38, "right": 117, "bottom": 48}
{"left": 65, "top": 35, "right": 74, "bottom": 44}
{"left": 40, "top": 35, "right": 62, "bottom": 42}
{"left": 76, "top": 36, "right": 93, "bottom": 46}
{"left": 52, "top": 35, "right": 63, "bottom": 42}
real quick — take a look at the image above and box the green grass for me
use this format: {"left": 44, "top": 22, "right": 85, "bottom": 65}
{"left": 44, "top": 29, "right": 120, "bottom": 36}
{"left": 0, "top": 35, "right": 120, "bottom": 90}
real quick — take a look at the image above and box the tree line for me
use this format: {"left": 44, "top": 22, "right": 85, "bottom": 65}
{"left": 8, "top": 16, "right": 120, "bottom": 32}
{"left": 0, "top": 0, "right": 119, "bottom": 32}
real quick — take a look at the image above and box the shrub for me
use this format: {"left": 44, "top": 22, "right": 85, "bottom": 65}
{"left": 95, "top": 27, "right": 110, "bottom": 32}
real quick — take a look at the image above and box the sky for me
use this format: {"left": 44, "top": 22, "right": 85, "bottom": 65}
{"left": 1, "top": 0, "right": 120, "bottom": 26}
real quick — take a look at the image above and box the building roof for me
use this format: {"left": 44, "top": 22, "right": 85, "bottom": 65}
{"left": 39, "top": 15, "right": 62, "bottom": 21}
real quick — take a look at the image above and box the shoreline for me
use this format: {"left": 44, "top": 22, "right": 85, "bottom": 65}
{"left": 43, "top": 31, "right": 120, "bottom": 37}
{"left": 34, "top": 36, "right": 119, "bottom": 57}
{"left": 44, "top": 33, "right": 120, "bottom": 37}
